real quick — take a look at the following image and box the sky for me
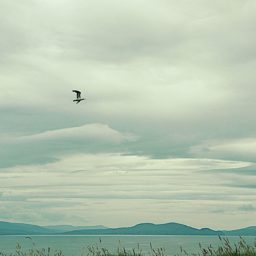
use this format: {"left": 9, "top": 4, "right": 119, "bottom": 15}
{"left": 0, "top": 0, "right": 255, "bottom": 230}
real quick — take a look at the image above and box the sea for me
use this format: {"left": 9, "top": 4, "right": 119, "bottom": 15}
{"left": 0, "top": 235, "right": 255, "bottom": 256}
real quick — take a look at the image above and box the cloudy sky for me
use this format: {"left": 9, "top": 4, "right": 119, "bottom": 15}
{"left": 0, "top": 0, "right": 256, "bottom": 229}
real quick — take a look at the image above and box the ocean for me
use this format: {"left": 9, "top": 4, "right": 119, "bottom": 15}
{"left": 0, "top": 235, "right": 255, "bottom": 255}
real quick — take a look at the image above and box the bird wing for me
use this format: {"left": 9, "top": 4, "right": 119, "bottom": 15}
{"left": 72, "top": 90, "right": 81, "bottom": 99}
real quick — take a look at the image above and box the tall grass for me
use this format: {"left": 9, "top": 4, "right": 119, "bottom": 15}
{"left": 194, "top": 236, "right": 256, "bottom": 256}
{"left": 0, "top": 237, "right": 255, "bottom": 256}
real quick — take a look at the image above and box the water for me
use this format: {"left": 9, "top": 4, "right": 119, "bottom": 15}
{"left": 0, "top": 235, "right": 255, "bottom": 255}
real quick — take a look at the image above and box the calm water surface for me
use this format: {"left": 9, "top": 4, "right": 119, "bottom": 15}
{"left": 0, "top": 235, "right": 255, "bottom": 255}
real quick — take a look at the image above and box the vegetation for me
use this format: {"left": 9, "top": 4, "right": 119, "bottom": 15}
{"left": 183, "top": 236, "right": 256, "bottom": 256}
{"left": 0, "top": 237, "right": 255, "bottom": 256}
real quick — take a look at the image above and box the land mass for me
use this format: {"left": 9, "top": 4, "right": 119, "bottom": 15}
{"left": 44, "top": 225, "right": 108, "bottom": 232}
{"left": 64, "top": 222, "right": 224, "bottom": 236}
{"left": 0, "top": 221, "right": 255, "bottom": 236}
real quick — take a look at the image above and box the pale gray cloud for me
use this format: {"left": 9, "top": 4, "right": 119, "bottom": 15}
{"left": 190, "top": 138, "right": 256, "bottom": 162}
{"left": 18, "top": 123, "right": 136, "bottom": 143}
{"left": 0, "top": 0, "right": 256, "bottom": 228}
{"left": 237, "top": 204, "right": 256, "bottom": 212}
{"left": 0, "top": 154, "right": 254, "bottom": 228}
{"left": 0, "top": 124, "right": 136, "bottom": 168}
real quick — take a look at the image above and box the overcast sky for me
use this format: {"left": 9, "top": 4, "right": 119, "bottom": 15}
{"left": 0, "top": 0, "right": 255, "bottom": 229}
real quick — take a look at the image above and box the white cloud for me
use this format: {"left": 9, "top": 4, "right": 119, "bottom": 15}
{"left": 0, "top": 153, "right": 254, "bottom": 227}
{"left": 0, "top": 0, "right": 256, "bottom": 228}
{"left": 0, "top": 123, "right": 137, "bottom": 168}
{"left": 190, "top": 138, "right": 256, "bottom": 161}
{"left": 18, "top": 123, "right": 136, "bottom": 143}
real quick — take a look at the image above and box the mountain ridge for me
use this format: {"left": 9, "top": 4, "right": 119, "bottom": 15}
{"left": 44, "top": 225, "right": 107, "bottom": 232}
{"left": 0, "top": 221, "right": 255, "bottom": 236}
{"left": 63, "top": 222, "right": 224, "bottom": 236}
{"left": 0, "top": 221, "right": 55, "bottom": 235}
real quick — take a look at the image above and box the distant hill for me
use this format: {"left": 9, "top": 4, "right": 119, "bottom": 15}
{"left": 0, "top": 221, "right": 55, "bottom": 235}
{"left": 63, "top": 222, "right": 224, "bottom": 236}
{"left": 44, "top": 225, "right": 107, "bottom": 232}
{"left": 224, "top": 226, "right": 256, "bottom": 236}
{"left": 1, "top": 221, "right": 255, "bottom": 236}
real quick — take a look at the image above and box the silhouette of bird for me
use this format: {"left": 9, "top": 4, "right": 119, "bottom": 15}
{"left": 72, "top": 90, "right": 85, "bottom": 104}
{"left": 25, "top": 236, "right": 35, "bottom": 246}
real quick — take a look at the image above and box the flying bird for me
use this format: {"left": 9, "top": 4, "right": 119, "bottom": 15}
{"left": 25, "top": 236, "right": 35, "bottom": 246}
{"left": 72, "top": 90, "right": 85, "bottom": 104}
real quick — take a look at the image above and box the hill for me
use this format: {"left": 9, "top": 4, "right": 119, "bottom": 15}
{"left": 63, "top": 222, "right": 224, "bottom": 235}
{"left": 1, "top": 221, "right": 255, "bottom": 236}
{"left": 44, "top": 225, "right": 107, "bottom": 232}
{"left": 224, "top": 226, "right": 256, "bottom": 236}
{"left": 0, "top": 221, "right": 55, "bottom": 235}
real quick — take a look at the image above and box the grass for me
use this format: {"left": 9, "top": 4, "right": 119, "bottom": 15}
{"left": 195, "top": 236, "right": 256, "bottom": 256}
{"left": 0, "top": 237, "right": 255, "bottom": 256}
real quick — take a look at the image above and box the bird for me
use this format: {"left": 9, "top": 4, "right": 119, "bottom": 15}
{"left": 72, "top": 90, "right": 85, "bottom": 104}
{"left": 25, "top": 236, "right": 36, "bottom": 246}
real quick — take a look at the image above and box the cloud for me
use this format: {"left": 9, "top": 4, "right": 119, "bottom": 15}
{"left": 19, "top": 123, "right": 136, "bottom": 143}
{"left": 190, "top": 138, "right": 256, "bottom": 161}
{"left": 0, "top": 0, "right": 256, "bottom": 228}
{"left": 237, "top": 204, "right": 256, "bottom": 212}
{"left": 0, "top": 123, "right": 137, "bottom": 168}
{"left": 0, "top": 153, "right": 254, "bottom": 227}
{"left": 199, "top": 164, "right": 256, "bottom": 176}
